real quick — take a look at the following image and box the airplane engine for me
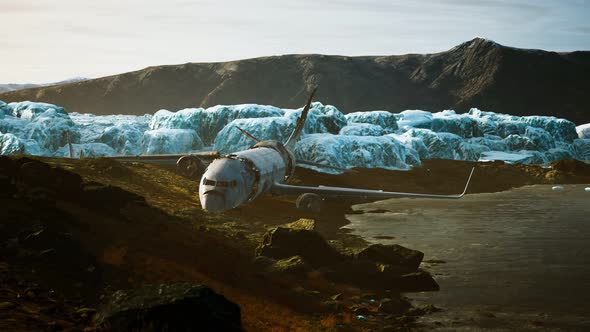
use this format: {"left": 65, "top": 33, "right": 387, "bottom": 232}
{"left": 176, "top": 155, "right": 205, "bottom": 180}
{"left": 295, "top": 193, "right": 324, "bottom": 213}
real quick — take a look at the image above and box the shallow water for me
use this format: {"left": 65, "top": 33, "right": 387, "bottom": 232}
{"left": 345, "top": 184, "right": 590, "bottom": 330}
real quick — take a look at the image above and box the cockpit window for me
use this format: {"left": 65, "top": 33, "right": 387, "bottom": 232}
{"left": 202, "top": 178, "right": 216, "bottom": 186}
{"left": 216, "top": 181, "right": 233, "bottom": 187}
{"left": 202, "top": 178, "right": 237, "bottom": 187}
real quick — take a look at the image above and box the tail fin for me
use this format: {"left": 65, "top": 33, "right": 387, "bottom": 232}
{"left": 284, "top": 87, "right": 317, "bottom": 150}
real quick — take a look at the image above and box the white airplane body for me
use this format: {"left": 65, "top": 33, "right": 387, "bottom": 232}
{"left": 109, "top": 89, "right": 475, "bottom": 213}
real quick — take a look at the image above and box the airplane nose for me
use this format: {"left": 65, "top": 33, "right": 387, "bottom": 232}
{"left": 201, "top": 192, "right": 227, "bottom": 213}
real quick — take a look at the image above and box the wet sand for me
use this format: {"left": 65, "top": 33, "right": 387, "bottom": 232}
{"left": 346, "top": 184, "right": 590, "bottom": 331}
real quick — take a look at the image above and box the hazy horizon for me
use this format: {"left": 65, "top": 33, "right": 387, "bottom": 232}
{"left": 2, "top": 0, "right": 589, "bottom": 83}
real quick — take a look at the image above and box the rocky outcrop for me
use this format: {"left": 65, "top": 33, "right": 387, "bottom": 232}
{"left": 255, "top": 220, "right": 439, "bottom": 292}
{"left": 95, "top": 284, "right": 243, "bottom": 332}
{"left": 357, "top": 244, "right": 424, "bottom": 270}
{"left": 255, "top": 226, "right": 345, "bottom": 268}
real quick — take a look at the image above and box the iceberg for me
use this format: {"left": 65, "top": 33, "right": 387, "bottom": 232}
{"left": 8, "top": 101, "right": 66, "bottom": 120}
{"left": 0, "top": 101, "right": 12, "bottom": 117}
{"left": 213, "top": 102, "right": 348, "bottom": 153}
{"left": 150, "top": 104, "right": 284, "bottom": 144}
{"left": 295, "top": 134, "right": 419, "bottom": 172}
{"left": 54, "top": 143, "right": 117, "bottom": 158}
{"left": 0, "top": 133, "right": 25, "bottom": 155}
{"left": 573, "top": 139, "right": 590, "bottom": 160}
{"left": 214, "top": 117, "right": 294, "bottom": 153}
{"left": 345, "top": 111, "right": 398, "bottom": 132}
{"left": 431, "top": 111, "right": 480, "bottom": 138}
{"left": 142, "top": 129, "right": 204, "bottom": 155}
{"left": 339, "top": 123, "right": 385, "bottom": 136}
{"left": 577, "top": 124, "right": 590, "bottom": 139}
{"left": 100, "top": 123, "right": 144, "bottom": 155}
{"left": 70, "top": 113, "right": 151, "bottom": 145}
{"left": 0, "top": 99, "right": 586, "bottom": 172}
{"left": 25, "top": 111, "right": 80, "bottom": 152}
{"left": 396, "top": 110, "right": 433, "bottom": 129}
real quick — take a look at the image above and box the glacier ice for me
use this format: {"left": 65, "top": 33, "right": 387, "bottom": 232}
{"left": 142, "top": 129, "right": 204, "bottom": 155}
{"left": 396, "top": 110, "right": 433, "bottom": 129}
{"left": 54, "top": 143, "right": 117, "bottom": 158}
{"left": 100, "top": 123, "right": 145, "bottom": 155}
{"left": 345, "top": 111, "right": 398, "bottom": 132}
{"left": 150, "top": 104, "right": 284, "bottom": 145}
{"left": 214, "top": 117, "right": 294, "bottom": 153}
{"left": 339, "top": 123, "right": 385, "bottom": 136}
{"left": 295, "top": 134, "right": 419, "bottom": 170}
{"left": 0, "top": 133, "right": 25, "bottom": 155}
{"left": 0, "top": 99, "right": 587, "bottom": 173}
{"left": 8, "top": 101, "right": 67, "bottom": 120}
{"left": 573, "top": 139, "right": 590, "bottom": 160}
{"left": 578, "top": 124, "right": 590, "bottom": 139}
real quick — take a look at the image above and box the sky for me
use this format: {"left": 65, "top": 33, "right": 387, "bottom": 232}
{"left": 1, "top": 0, "right": 589, "bottom": 83}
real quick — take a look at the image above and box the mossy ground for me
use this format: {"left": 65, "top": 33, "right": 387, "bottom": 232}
{"left": 1, "top": 156, "right": 588, "bottom": 331}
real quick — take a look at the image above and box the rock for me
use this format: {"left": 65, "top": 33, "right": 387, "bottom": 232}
{"left": 95, "top": 283, "right": 243, "bottom": 332}
{"left": 255, "top": 227, "right": 344, "bottom": 268}
{"left": 396, "top": 270, "right": 440, "bottom": 292}
{"left": 357, "top": 244, "right": 424, "bottom": 270}
{"left": 379, "top": 263, "right": 414, "bottom": 277}
{"left": 76, "top": 307, "right": 97, "bottom": 319}
{"left": 378, "top": 297, "right": 411, "bottom": 315}
{"left": 267, "top": 256, "right": 311, "bottom": 275}
{"left": 321, "top": 300, "right": 341, "bottom": 313}
{"left": 350, "top": 305, "right": 370, "bottom": 316}
{"left": 252, "top": 256, "right": 275, "bottom": 270}
{"left": 284, "top": 218, "right": 316, "bottom": 231}
{"left": 0, "top": 301, "right": 16, "bottom": 310}
{"left": 320, "top": 259, "right": 381, "bottom": 287}
{"left": 360, "top": 293, "right": 378, "bottom": 301}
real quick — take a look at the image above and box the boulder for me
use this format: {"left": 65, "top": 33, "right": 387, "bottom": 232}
{"left": 283, "top": 218, "right": 316, "bottom": 231}
{"left": 396, "top": 270, "right": 440, "bottom": 292}
{"left": 255, "top": 226, "right": 344, "bottom": 268}
{"left": 378, "top": 297, "right": 411, "bottom": 315}
{"left": 10, "top": 159, "right": 83, "bottom": 198}
{"left": 267, "top": 256, "right": 311, "bottom": 275}
{"left": 81, "top": 184, "right": 145, "bottom": 211}
{"left": 357, "top": 244, "right": 424, "bottom": 270}
{"left": 95, "top": 284, "right": 243, "bottom": 332}
{"left": 320, "top": 259, "right": 381, "bottom": 287}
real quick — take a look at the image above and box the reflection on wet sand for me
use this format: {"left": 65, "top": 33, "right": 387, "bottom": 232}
{"left": 346, "top": 184, "right": 590, "bottom": 330}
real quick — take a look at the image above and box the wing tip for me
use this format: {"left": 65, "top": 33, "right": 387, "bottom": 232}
{"left": 459, "top": 167, "right": 476, "bottom": 197}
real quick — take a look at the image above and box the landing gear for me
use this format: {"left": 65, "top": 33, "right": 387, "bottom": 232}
{"left": 176, "top": 155, "right": 205, "bottom": 180}
{"left": 296, "top": 193, "right": 323, "bottom": 213}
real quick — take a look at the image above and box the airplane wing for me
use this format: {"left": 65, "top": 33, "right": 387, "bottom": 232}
{"left": 103, "top": 151, "right": 220, "bottom": 166}
{"left": 271, "top": 167, "right": 475, "bottom": 200}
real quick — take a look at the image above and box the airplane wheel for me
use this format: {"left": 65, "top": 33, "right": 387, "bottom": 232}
{"left": 176, "top": 155, "right": 205, "bottom": 180}
{"left": 296, "top": 193, "right": 323, "bottom": 213}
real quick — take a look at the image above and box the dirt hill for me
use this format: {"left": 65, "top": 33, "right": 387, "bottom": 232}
{"left": 1, "top": 38, "right": 589, "bottom": 123}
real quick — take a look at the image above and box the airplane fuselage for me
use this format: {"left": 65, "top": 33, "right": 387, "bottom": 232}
{"left": 199, "top": 140, "right": 295, "bottom": 212}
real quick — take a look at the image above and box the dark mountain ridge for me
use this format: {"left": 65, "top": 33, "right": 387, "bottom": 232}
{"left": 1, "top": 38, "right": 589, "bottom": 124}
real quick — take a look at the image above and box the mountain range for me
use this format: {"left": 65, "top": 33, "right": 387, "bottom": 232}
{"left": 0, "top": 77, "right": 87, "bottom": 93}
{"left": 1, "top": 38, "right": 588, "bottom": 124}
